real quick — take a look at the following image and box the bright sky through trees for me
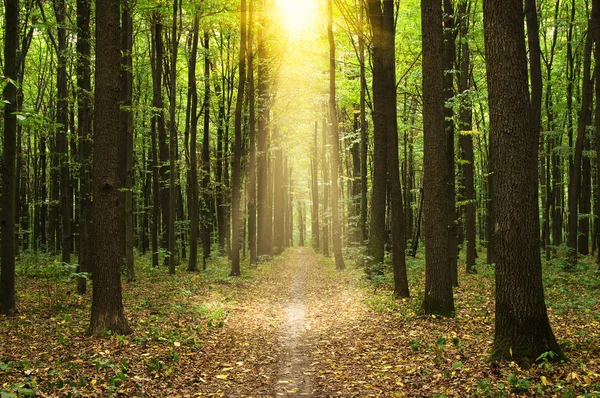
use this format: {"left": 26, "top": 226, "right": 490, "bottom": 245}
{"left": 276, "top": 0, "right": 318, "bottom": 34}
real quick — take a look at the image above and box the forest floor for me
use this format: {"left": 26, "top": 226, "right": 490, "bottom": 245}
{"left": 1, "top": 247, "right": 600, "bottom": 397}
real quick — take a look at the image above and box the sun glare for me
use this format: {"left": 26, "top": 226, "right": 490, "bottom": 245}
{"left": 276, "top": 0, "right": 318, "bottom": 36}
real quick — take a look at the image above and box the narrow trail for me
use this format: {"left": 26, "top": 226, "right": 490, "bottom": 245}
{"left": 218, "top": 247, "right": 367, "bottom": 397}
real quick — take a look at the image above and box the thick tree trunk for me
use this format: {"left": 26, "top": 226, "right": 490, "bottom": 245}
{"left": 0, "top": 0, "right": 19, "bottom": 315}
{"left": 366, "top": 0, "right": 388, "bottom": 270}
{"left": 421, "top": 0, "right": 454, "bottom": 316}
{"left": 88, "top": 0, "right": 131, "bottom": 336}
{"left": 484, "top": 0, "right": 564, "bottom": 366}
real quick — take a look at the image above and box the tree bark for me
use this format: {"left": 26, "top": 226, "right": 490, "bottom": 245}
{"left": 484, "top": 0, "right": 564, "bottom": 366}
{"left": 122, "top": 0, "right": 134, "bottom": 282}
{"left": 567, "top": 21, "right": 594, "bottom": 269}
{"left": 76, "top": 0, "right": 92, "bottom": 293}
{"left": 187, "top": 10, "right": 200, "bottom": 272}
{"left": 167, "top": 0, "right": 179, "bottom": 275}
{"left": 366, "top": 0, "right": 388, "bottom": 270}
{"left": 88, "top": 0, "right": 131, "bottom": 336}
{"left": 311, "top": 121, "right": 320, "bottom": 250}
{"left": 54, "top": 0, "right": 72, "bottom": 265}
{"left": 0, "top": 0, "right": 19, "bottom": 315}
{"left": 421, "top": 0, "right": 454, "bottom": 316}
{"left": 327, "top": 0, "right": 346, "bottom": 270}
{"left": 202, "top": 31, "right": 212, "bottom": 268}
{"left": 457, "top": 0, "right": 476, "bottom": 274}
{"left": 230, "top": 0, "right": 247, "bottom": 276}
{"left": 247, "top": 0, "right": 258, "bottom": 265}
{"left": 257, "top": 0, "right": 270, "bottom": 257}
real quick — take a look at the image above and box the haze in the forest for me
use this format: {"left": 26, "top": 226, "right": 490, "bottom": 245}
{"left": 0, "top": 0, "right": 599, "bottom": 396}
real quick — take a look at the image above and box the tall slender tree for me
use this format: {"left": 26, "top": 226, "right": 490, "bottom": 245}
{"left": 457, "top": 0, "right": 476, "bottom": 274}
{"left": 54, "top": 0, "right": 72, "bottom": 265}
{"left": 328, "top": 0, "right": 346, "bottom": 270}
{"left": 231, "top": 0, "right": 247, "bottom": 276}
{"left": 247, "top": 0, "right": 258, "bottom": 265}
{"left": 187, "top": 10, "right": 200, "bottom": 272}
{"left": 76, "top": 0, "right": 92, "bottom": 293}
{"left": 122, "top": 0, "right": 135, "bottom": 282}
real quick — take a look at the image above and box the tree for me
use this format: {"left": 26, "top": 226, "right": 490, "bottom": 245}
{"left": 0, "top": 0, "right": 19, "bottom": 316}
{"left": 122, "top": 0, "right": 135, "bottom": 282}
{"left": 167, "top": 0, "right": 179, "bottom": 275}
{"left": 366, "top": 0, "right": 406, "bottom": 294}
{"left": 187, "top": 9, "right": 200, "bottom": 272}
{"left": 76, "top": 0, "right": 93, "bottom": 293}
{"left": 327, "top": 0, "right": 346, "bottom": 270}
{"left": 366, "top": 0, "right": 388, "bottom": 270}
{"left": 230, "top": 0, "right": 247, "bottom": 276}
{"left": 567, "top": 3, "right": 594, "bottom": 268}
{"left": 421, "top": 0, "right": 454, "bottom": 316}
{"left": 257, "top": 0, "right": 271, "bottom": 257}
{"left": 54, "top": 0, "right": 72, "bottom": 266}
{"left": 457, "top": 0, "right": 476, "bottom": 275}
{"left": 484, "top": 0, "right": 564, "bottom": 366}
{"left": 88, "top": 0, "right": 131, "bottom": 336}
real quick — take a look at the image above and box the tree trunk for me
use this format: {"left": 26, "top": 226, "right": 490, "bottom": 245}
{"left": 88, "top": 0, "right": 131, "bottom": 336}
{"left": 202, "top": 31, "right": 212, "bottom": 268}
{"left": 167, "top": 0, "right": 179, "bottom": 275}
{"left": 484, "top": 0, "right": 564, "bottom": 367}
{"left": 311, "top": 121, "right": 320, "bottom": 250}
{"left": 443, "top": 0, "right": 458, "bottom": 288}
{"left": 257, "top": 0, "right": 270, "bottom": 257}
{"left": 0, "top": 0, "right": 19, "bottom": 315}
{"left": 567, "top": 22, "right": 594, "bottom": 269}
{"left": 230, "top": 0, "right": 246, "bottom": 276}
{"left": 273, "top": 128, "right": 285, "bottom": 254}
{"left": 327, "top": 0, "right": 346, "bottom": 270}
{"left": 54, "top": 0, "right": 72, "bottom": 265}
{"left": 247, "top": 0, "right": 257, "bottom": 265}
{"left": 187, "top": 11, "right": 200, "bottom": 272}
{"left": 421, "top": 0, "right": 454, "bottom": 316}
{"left": 321, "top": 118, "right": 330, "bottom": 257}
{"left": 122, "top": 0, "right": 134, "bottom": 282}
{"left": 76, "top": 0, "right": 92, "bottom": 293}
{"left": 359, "top": 4, "right": 368, "bottom": 246}
{"left": 457, "top": 0, "right": 476, "bottom": 274}
{"left": 366, "top": 0, "right": 388, "bottom": 271}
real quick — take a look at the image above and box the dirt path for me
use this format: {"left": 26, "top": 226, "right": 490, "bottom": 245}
{"left": 218, "top": 247, "right": 367, "bottom": 397}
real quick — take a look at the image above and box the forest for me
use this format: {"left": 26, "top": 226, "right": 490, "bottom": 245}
{"left": 1, "top": 0, "right": 600, "bottom": 396}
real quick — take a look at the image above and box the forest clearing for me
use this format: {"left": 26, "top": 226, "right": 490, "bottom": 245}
{"left": 1, "top": 248, "right": 599, "bottom": 397}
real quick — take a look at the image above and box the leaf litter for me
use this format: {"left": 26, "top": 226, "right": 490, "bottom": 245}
{"left": 1, "top": 248, "right": 599, "bottom": 397}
